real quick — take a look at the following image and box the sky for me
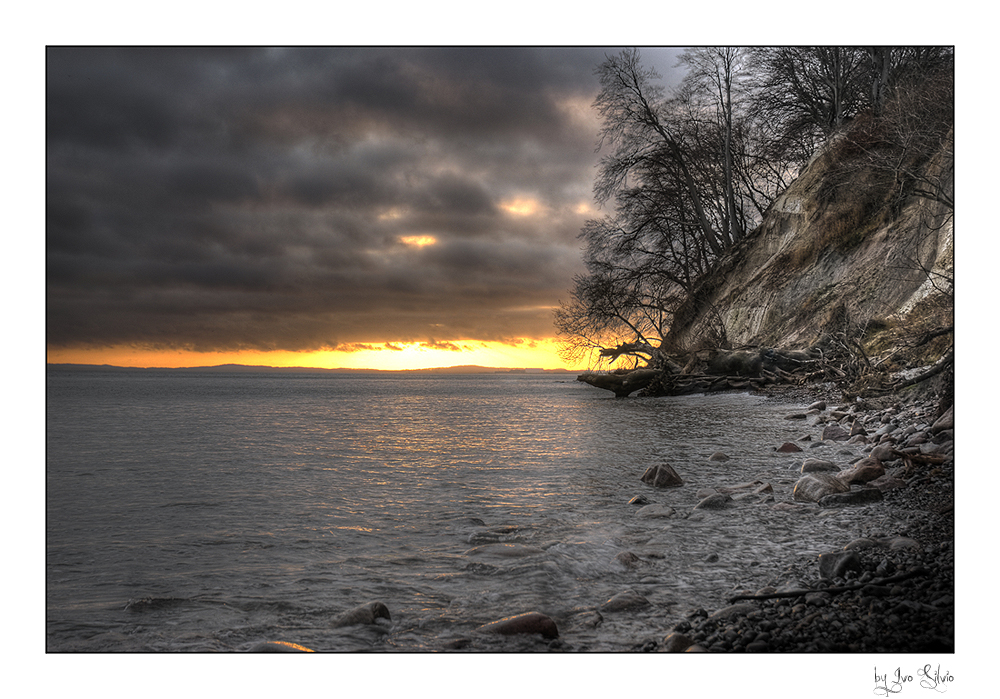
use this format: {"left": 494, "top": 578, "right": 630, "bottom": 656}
{"left": 46, "top": 46, "right": 687, "bottom": 370}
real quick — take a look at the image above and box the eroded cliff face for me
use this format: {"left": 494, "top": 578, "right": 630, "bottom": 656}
{"left": 667, "top": 131, "right": 953, "bottom": 359}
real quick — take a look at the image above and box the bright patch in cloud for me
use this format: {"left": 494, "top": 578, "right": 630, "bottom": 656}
{"left": 500, "top": 197, "right": 541, "bottom": 217}
{"left": 399, "top": 235, "right": 438, "bottom": 248}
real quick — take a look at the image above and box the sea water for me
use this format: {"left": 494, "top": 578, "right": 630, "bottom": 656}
{"left": 46, "top": 368, "right": 869, "bottom": 652}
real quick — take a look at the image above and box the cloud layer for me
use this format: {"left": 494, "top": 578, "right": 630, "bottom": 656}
{"left": 47, "top": 47, "right": 683, "bottom": 353}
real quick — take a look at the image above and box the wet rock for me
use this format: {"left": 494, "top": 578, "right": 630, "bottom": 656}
{"left": 889, "top": 537, "right": 921, "bottom": 551}
{"left": 636, "top": 504, "right": 676, "bottom": 519}
{"left": 870, "top": 474, "right": 906, "bottom": 491}
{"left": 685, "top": 644, "right": 709, "bottom": 652}
{"left": 822, "top": 424, "right": 851, "bottom": 441}
{"left": 249, "top": 641, "right": 315, "bottom": 652}
{"left": 807, "top": 400, "right": 827, "bottom": 411}
{"left": 844, "top": 537, "right": 881, "bottom": 551}
{"left": 600, "top": 589, "right": 650, "bottom": 612}
{"left": 792, "top": 473, "right": 850, "bottom": 502}
{"left": 850, "top": 421, "right": 868, "bottom": 436}
{"left": 818, "top": 487, "right": 884, "bottom": 507}
{"left": 930, "top": 406, "right": 953, "bottom": 434}
{"left": 476, "top": 611, "right": 559, "bottom": 639}
{"left": 641, "top": 463, "right": 684, "bottom": 488}
{"left": 661, "top": 632, "right": 695, "bottom": 652}
{"left": 818, "top": 550, "right": 862, "bottom": 579}
{"left": 628, "top": 494, "right": 651, "bottom": 505}
{"left": 694, "top": 493, "right": 732, "bottom": 510}
{"left": 709, "top": 451, "right": 730, "bottom": 461}
{"left": 615, "top": 551, "right": 642, "bottom": 569}
{"left": 837, "top": 456, "right": 884, "bottom": 485}
{"left": 566, "top": 608, "right": 603, "bottom": 629}
{"left": 330, "top": 601, "right": 391, "bottom": 628}
{"left": 776, "top": 442, "right": 802, "bottom": 453}
{"left": 800, "top": 458, "right": 839, "bottom": 473}
{"left": 784, "top": 413, "right": 808, "bottom": 420}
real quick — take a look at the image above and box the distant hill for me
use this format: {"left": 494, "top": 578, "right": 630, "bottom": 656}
{"left": 46, "top": 363, "right": 574, "bottom": 375}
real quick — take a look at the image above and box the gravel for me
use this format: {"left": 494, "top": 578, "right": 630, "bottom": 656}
{"left": 655, "top": 389, "right": 955, "bottom": 653}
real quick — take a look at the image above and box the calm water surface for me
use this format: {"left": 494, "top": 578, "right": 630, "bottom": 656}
{"left": 46, "top": 368, "right": 870, "bottom": 652}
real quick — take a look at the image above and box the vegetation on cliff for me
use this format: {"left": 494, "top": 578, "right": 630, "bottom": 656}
{"left": 559, "top": 47, "right": 953, "bottom": 404}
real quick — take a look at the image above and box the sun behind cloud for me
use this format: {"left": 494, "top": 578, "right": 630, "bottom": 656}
{"left": 500, "top": 197, "right": 541, "bottom": 217}
{"left": 399, "top": 235, "right": 438, "bottom": 247}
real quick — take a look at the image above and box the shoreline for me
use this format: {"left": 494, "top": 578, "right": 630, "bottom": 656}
{"left": 652, "top": 387, "right": 954, "bottom": 652}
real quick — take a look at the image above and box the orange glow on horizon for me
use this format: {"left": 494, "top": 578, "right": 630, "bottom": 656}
{"left": 46, "top": 338, "right": 582, "bottom": 372}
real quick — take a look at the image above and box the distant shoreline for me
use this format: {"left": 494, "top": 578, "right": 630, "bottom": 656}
{"left": 45, "top": 363, "right": 577, "bottom": 376}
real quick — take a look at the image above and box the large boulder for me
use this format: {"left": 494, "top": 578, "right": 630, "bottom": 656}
{"left": 641, "top": 463, "right": 684, "bottom": 488}
{"left": 837, "top": 456, "right": 885, "bottom": 485}
{"left": 800, "top": 458, "right": 839, "bottom": 473}
{"left": 476, "top": 611, "right": 558, "bottom": 639}
{"left": 599, "top": 590, "right": 650, "bottom": 613}
{"left": 821, "top": 424, "right": 851, "bottom": 441}
{"left": 792, "top": 473, "right": 850, "bottom": 503}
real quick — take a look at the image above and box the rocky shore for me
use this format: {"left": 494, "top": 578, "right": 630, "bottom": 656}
{"left": 653, "top": 389, "right": 955, "bottom": 653}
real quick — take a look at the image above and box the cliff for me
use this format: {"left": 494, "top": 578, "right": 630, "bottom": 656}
{"left": 666, "top": 123, "right": 954, "bottom": 370}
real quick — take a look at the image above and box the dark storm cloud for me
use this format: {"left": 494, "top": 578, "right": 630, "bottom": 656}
{"left": 46, "top": 46, "right": 684, "bottom": 352}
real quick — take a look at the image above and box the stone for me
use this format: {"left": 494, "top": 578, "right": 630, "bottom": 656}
{"left": 628, "top": 494, "right": 650, "bottom": 505}
{"left": 330, "top": 601, "right": 391, "bottom": 628}
{"left": 889, "top": 537, "right": 922, "bottom": 551}
{"left": 792, "top": 473, "right": 850, "bottom": 503}
{"left": 930, "top": 406, "right": 953, "bottom": 434}
{"left": 615, "top": 551, "right": 642, "bottom": 569}
{"left": 837, "top": 456, "right": 884, "bottom": 485}
{"left": 800, "top": 458, "right": 839, "bottom": 473}
{"left": 850, "top": 420, "right": 868, "bottom": 436}
{"left": 661, "top": 632, "right": 695, "bottom": 652}
{"left": 821, "top": 424, "right": 851, "bottom": 441}
{"left": 709, "top": 451, "right": 730, "bottom": 461}
{"left": 844, "top": 537, "right": 881, "bottom": 551}
{"left": 869, "top": 474, "right": 906, "bottom": 491}
{"left": 818, "top": 550, "right": 862, "bottom": 579}
{"left": 869, "top": 443, "right": 898, "bottom": 462}
{"left": 476, "top": 611, "right": 559, "bottom": 639}
{"left": 818, "top": 487, "right": 884, "bottom": 507}
{"left": 694, "top": 493, "right": 732, "bottom": 510}
{"left": 776, "top": 442, "right": 802, "bottom": 453}
{"left": 784, "top": 413, "right": 808, "bottom": 420}
{"left": 641, "top": 463, "right": 684, "bottom": 488}
{"left": 636, "top": 504, "right": 676, "bottom": 519}
{"left": 600, "top": 590, "right": 650, "bottom": 613}
{"left": 807, "top": 400, "right": 827, "bottom": 411}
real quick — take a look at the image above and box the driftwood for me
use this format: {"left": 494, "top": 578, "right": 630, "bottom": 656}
{"left": 577, "top": 368, "right": 660, "bottom": 398}
{"left": 727, "top": 567, "right": 929, "bottom": 604}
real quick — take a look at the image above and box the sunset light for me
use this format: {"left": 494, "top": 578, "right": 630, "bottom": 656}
{"left": 500, "top": 197, "right": 541, "bottom": 216}
{"left": 399, "top": 235, "right": 438, "bottom": 248}
{"left": 47, "top": 337, "right": 578, "bottom": 372}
